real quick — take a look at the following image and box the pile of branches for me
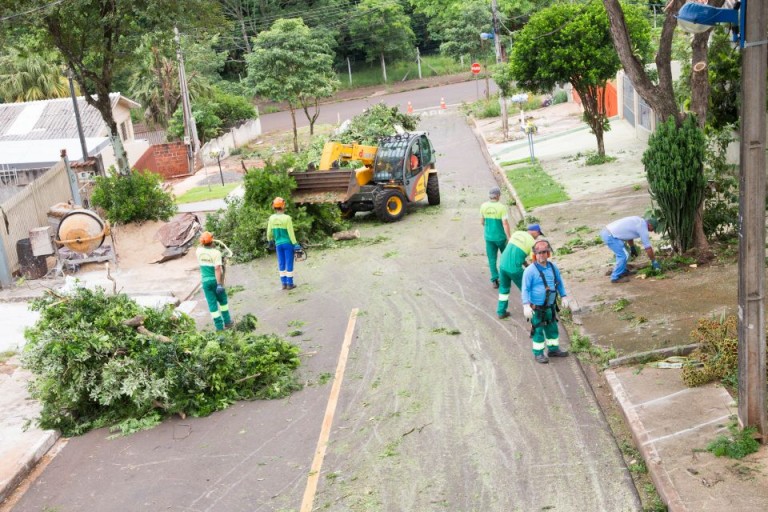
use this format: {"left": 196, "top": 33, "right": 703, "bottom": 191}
{"left": 23, "top": 287, "right": 301, "bottom": 437}
{"left": 681, "top": 314, "right": 768, "bottom": 389}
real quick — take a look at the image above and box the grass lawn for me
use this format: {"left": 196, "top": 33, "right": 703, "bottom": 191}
{"left": 504, "top": 161, "right": 569, "bottom": 209}
{"left": 337, "top": 55, "right": 465, "bottom": 89}
{"left": 176, "top": 182, "right": 240, "bottom": 204}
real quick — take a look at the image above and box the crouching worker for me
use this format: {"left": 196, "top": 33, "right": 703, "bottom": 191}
{"left": 196, "top": 231, "right": 233, "bottom": 331}
{"left": 521, "top": 240, "right": 572, "bottom": 364}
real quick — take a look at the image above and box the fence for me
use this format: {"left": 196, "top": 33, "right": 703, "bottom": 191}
{"left": 200, "top": 119, "right": 262, "bottom": 165}
{"left": 0, "top": 160, "right": 72, "bottom": 285}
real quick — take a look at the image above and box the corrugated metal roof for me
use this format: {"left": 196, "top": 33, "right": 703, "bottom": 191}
{"left": 0, "top": 93, "right": 140, "bottom": 142}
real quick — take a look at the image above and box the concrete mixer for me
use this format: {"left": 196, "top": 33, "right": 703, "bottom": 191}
{"left": 54, "top": 209, "right": 114, "bottom": 271}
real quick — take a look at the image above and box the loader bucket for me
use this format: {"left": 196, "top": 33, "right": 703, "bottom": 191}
{"left": 289, "top": 169, "right": 361, "bottom": 204}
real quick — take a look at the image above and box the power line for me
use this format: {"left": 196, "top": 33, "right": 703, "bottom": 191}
{"left": 0, "top": 0, "right": 70, "bottom": 22}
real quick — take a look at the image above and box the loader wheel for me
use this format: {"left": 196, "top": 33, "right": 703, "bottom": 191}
{"left": 426, "top": 173, "right": 440, "bottom": 206}
{"left": 373, "top": 189, "right": 406, "bottom": 222}
{"left": 339, "top": 203, "right": 355, "bottom": 219}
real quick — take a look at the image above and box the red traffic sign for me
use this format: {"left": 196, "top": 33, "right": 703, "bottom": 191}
{"left": 471, "top": 62, "right": 481, "bottom": 74}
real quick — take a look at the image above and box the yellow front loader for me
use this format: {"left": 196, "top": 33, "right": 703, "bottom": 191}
{"left": 290, "top": 132, "right": 439, "bottom": 222}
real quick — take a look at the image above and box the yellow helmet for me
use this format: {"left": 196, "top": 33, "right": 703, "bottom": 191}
{"left": 272, "top": 197, "right": 286, "bottom": 209}
{"left": 199, "top": 231, "right": 214, "bottom": 245}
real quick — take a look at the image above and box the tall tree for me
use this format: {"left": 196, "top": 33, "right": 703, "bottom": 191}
{"left": 603, "top": 0, "right": 727, "bottom": 254}
{"left": 0, "top": 48, "right": 70, "bottom": 102}
{"left": 5, "top": 0, "right": 222, "bottom": 175}
{"left": 434, "top": 1, "right": 493, "bottom": 63}
{"left": 348, "top": 0, "right": 415, "bottom": 82}
{"left": 246, "top": 18, "right": 339, "bottom": 151}
{"left": 509, "top": 0, "right": 651, "bottom": 157}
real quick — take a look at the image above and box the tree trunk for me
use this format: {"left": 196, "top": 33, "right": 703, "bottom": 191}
{"left": 575, "top": 82, "right": 606, "bottom": 157}
{"left": 690, "top": 31, "right": 711, "bottom": 128}
{"left": 380, "top": 53, "right": 387, "bottom": 83}
{"left": 289, "top": 104, "right": 298, "bottom": 153}
{"left": 301, "top": 97, "right": 320, "bottom": 136}
{"left": 603, "top": 0, "right": 683, "bottom": 125}
{"left": 240, "top": 17, "right": 252, "bottom": 53}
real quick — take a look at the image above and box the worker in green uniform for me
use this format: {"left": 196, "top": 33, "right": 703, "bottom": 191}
{"left": 196, "top": 231, "right": 233, "bottom": 331}
{"left": 267, "top": 197, "right": 301, "bottom": 290}
{"left": 522, "top": 239, "right": 572, "bottom": 364}
{"left": 496, "top": 223, "right": 544, "bottom": 319}
{"left": 480, "top": 186, "right": 511, "bottom": 288}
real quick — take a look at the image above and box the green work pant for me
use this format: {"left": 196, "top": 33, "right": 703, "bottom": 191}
{"left": 530, "top": 306, "right": 560, "bottom": 356}
{"left": 202, "top": 280, "right": 231, "bottom": 331}
{"left": 497, "top": 245, "right": 526, "bottom": 316}
{"left": 485, "top": 238, "right": 507, "bottom": 282}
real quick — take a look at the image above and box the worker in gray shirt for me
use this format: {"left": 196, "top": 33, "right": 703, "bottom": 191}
{"left": 600, "top": 216, "right": 659, "bottom": 283}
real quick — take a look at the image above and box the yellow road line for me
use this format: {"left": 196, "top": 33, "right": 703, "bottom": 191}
{"left": 300, "top": 308, "right": 359, "bottom": 512}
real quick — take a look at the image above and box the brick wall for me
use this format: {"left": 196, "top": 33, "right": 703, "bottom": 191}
{"left": 133, "top": 142, "right": 200, "bottom": 180}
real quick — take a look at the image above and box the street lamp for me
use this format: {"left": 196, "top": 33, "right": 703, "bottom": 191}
{"left": 677, "top": 0, "right": 767, "bottom": 440}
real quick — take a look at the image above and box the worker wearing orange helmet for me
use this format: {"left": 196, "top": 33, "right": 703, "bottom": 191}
{"left": 196, "top": 231, "right": 233, "bottom": 331}
{"left": 267, "top": 197, "right": 300, "bottom": 290}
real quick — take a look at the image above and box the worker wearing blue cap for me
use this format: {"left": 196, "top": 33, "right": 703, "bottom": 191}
{"left": 480, "top": 186, "right": 511, "bottom": 289}
{"left": 496, "top": 223, "right": 544, "bottom": 319}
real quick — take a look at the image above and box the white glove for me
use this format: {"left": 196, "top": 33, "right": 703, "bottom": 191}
{"left": 561, "top": 297, "right": 571, "bottom": 310}
{"left": 523, "top": 304, "right": 533, "bottom": 319}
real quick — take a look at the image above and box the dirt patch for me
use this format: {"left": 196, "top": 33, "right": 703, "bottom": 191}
{"left": 483, "top": 106, "right": 739, "bottom": 357}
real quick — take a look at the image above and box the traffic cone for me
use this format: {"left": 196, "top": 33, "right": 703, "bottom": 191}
{"left": 407, "top": 101, "right": 413, "bottom": 114}
{"left": 440, "top": 97, "right": 446, "bottom": 109}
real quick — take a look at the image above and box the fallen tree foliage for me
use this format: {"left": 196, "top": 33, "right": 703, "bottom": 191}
{"left": 23, "top": 287, "right": 301, "bottom": 437}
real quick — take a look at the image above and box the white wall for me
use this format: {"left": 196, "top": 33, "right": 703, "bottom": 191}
{"left": 200, "top": 118, "right": 263, "bottom": 165}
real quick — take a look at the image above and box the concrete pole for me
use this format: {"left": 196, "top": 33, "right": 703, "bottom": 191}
{"left": 491, "top": 0, "right": 508, "bottom": 139}
{"left": 61, "top": 149, "right": 82, "bottom": 206}
{"left": 737, "top": 0, "right": 767, "bottom": 441}
{"left": 175, "top": 27, "right": 196, "bottom": 175}
{"left": 66, "top": 70, "right": 90, "bottom": 163}
{"left": 416, "top": 47, "right": 422, "bottom": 79}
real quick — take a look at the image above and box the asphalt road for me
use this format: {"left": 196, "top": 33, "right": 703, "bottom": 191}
{"left": 12, "top": 110, "right": 640, "bottom": 512}
{"left": 258, "top": 80, "right": 497, "bottom": 134}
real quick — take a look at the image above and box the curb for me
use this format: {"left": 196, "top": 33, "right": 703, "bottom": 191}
{"left": 468, "top": 116, "right": 527, "bottom": 224}
{"left": 0, "top": 430, "right": 59, "bottom": 505}
{"left": 604, "top": 369, "right": 686, "bottom": 512}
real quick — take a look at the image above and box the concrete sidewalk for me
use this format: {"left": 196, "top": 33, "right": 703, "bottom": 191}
{"left": 475, "top": 106, "right": 768, "bottom": 511}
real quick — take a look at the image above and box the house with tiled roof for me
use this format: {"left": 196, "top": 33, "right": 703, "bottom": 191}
{"left": 0, "top": 93, "right": 148, "bottom": 176}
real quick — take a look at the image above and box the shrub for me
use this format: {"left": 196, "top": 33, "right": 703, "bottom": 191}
{"left": 22, "top": 287, "right": 301, "bottom": 437}
{"left": 91, "top": 170, "right": 177, "bottom": 224}
{"left": 643, "top": 115, "right": 706, "bottom": 252}
{"left": 552, "top": 90, "right": 568, "bottom": 105}
{"left": 707, "top": 422, "right": 760, "bottom": 459}
{"left": 205, "top": 155, "right": 345, "bottom": 261}
{"left": 702, "top": 124, "right": 739, "bottom": 239}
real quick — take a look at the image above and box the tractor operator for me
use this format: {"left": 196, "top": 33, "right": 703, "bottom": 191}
{"left": 480, "top": 186, "right": 511, "bottom": 289}
{"left": 267, "top": 197, "right": 301, "bottom": 290}
{"left": 522, "top": 239, "right": 572, "bottom": 364}
{"left": 601, "top": 216, "right": 659, "bottom": 284}
{"left": 496, "top": 223, "right": 544, "bottom": 319}
{"left": 196, "top": 231, "right": 233, "bottom": 331}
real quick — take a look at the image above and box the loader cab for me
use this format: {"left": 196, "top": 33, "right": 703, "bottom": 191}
{"left": 372, "top": 133, "right": 433, "bottom": 185}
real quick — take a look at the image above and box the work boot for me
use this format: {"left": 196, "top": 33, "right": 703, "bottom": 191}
{"left": 611, "top": 276, "right": 630, "bottom": 284}
{"left": 548, "top": 348, "right": 569, "bottom": 357}
{"left": 619, "top": 269, "right": 637, "bottom": 277}
{"left": 285, "top": 284, "right": 297, "bottom": 290}
{"left": 282, "top": 283, "right": 287, "bottom": 290}
{"left": 492, "top": 279, "right": 499, "bottom": 289}
{"left": 497, "top": 311, "right": 510, "bottom": 319}
{"left": 535, "top": 354, "right": 549, "bottom": 364}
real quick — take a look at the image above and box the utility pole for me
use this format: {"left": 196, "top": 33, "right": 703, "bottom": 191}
{"left": 738, "top": 0, "right": 767, "bottom": 441}
{"left": 65, "top": 69, "right": 89, "bottom": 163}
{"left": 174, "top": 27, "right": 198, "bottom": 176}
{"left": 491, "top": 0, "right": 508, "bottom": 139}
